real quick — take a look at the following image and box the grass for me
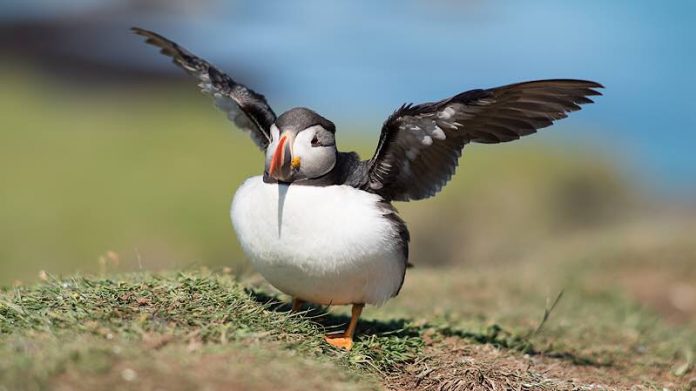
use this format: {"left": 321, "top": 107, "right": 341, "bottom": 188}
{"left": 2, "top": 265, "right": 695, "bottom": 390}
{"left": 0, "top": 271, "right": 417, "bottom": 390}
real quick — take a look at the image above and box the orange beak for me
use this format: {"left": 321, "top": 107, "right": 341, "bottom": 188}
{"left": 269, "top": 134, "right": 288, "bottom": 178}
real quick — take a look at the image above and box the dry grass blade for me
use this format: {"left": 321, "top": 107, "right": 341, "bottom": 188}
{"left": 531, "top": 289, "right": 565, "bottom": 337}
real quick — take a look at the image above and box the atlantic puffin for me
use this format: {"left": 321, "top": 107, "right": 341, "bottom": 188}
{"left": 134, "top": 28, "right": 602, "bottom": 350}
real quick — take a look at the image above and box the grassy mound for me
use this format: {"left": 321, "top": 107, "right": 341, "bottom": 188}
{"left": 0, "top": 272, "right": 422, "bottom": 390}
{"left": 2, "top": 269, "right": 694, "bottom": 390}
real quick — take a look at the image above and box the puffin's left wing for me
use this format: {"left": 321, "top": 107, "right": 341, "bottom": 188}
{"left": 133, "top": 27, "right": 276, "bottom": 150}
{"left": 364, "top": 79, "right": 603, "bottom": 201}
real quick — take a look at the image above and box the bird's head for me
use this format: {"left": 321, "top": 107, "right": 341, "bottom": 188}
{"left": 266, "top": 107, "right": 337, "bottom": 182}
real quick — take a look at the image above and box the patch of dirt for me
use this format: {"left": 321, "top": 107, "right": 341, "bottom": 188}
{"left": 386, "top": 337, "right": 693, "bottom": 391}
{"left": 618, "top": 269, "right": 696, "bottom": 324}
{"left": 52, "top": 342, "right": 374, "bottom": 391}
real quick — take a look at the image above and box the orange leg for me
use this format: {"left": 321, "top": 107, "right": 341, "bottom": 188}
{"left": 324, "top": 303, "right": 364, "bottom": 350}
{"left": 291, "top": 298, "right": 304, "bottom": 313}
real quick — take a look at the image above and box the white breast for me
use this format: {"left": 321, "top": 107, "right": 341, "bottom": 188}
{"left": 230, "top": 176, "right": 406, "bottom": 305}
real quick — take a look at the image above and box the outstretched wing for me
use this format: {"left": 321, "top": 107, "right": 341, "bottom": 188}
{"left": 133, "top": 27, "right": 276, "bottom": 150}
{"left": 364, "top": 79, "right": 603, "bottom": 201}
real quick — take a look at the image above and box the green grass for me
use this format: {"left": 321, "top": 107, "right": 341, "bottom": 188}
{"left": 2, "top": 265, "right": 695, "bottom": 390}
{"left": 0, "top": 272, "right": 422, "bottom": 390}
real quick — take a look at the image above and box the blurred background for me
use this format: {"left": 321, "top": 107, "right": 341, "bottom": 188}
{"left": 1, "top": 1, "right": 694, "bottom": 322}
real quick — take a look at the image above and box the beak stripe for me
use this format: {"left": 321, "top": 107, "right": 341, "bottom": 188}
{"left": 269, "top": 135, "right": 287, "bottom": 177}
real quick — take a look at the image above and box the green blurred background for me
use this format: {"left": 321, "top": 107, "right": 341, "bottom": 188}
{"left": 1, "top": 1, "right": 694, "bottom": 323}
{"left": 0, "top": 65, "right": 628, "bottom": 281}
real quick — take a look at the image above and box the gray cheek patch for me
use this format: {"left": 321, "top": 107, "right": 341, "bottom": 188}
{"left": 316, "top": 129, "right": 336, "bottom": 147}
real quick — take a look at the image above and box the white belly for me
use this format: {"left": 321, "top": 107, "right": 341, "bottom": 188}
{"left": 230, "top": 176, "right": 406, "bottom": 305}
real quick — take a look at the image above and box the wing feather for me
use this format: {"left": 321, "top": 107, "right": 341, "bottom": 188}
{"left": 133, "top": 27, "right": 276, "bottom": 150}
{"left": 363, "top": 79, "right": 603, "bottom": 201}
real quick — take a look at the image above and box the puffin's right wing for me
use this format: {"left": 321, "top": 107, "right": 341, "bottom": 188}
{"left": 363, "top": 80, "right": 603, "bottom": 202}
{"left": 133, "top": 28, "right": 276, "bottom": 150}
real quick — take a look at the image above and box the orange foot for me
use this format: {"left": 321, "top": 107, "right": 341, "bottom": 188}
{"left": 324, "top": 334, "right": 353, "bottom": 350}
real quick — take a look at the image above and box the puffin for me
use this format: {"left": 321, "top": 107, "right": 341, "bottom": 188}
{"left": 134, "top": 28, "right": 602, "bottom": 350}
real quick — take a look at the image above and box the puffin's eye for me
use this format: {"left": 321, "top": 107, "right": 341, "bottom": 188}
{"left": 311, "top": 135, "right": 320, "bottom": 147}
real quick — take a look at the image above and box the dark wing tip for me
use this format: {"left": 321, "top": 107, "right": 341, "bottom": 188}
{"left": 131, "top": 27, "right": 195, "bottom": 71}
{"left": 131, "top": 27, "right": 181, "bottom": 51}
{"left": 131, "top": 27, "right": 160, "bottom": 40}
{"left": 508, "top": 79, "right": 604, "bottom": 97}
{"left": 548, "top": 79, "right": 605, "bottom": 96}
{"left": 575, "top": 79, "right": 604, "bottom": 89}
{"left": 534, "top": 79, "right": 604, "bottom": 89}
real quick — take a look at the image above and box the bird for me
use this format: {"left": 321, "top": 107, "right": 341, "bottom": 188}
{"left": 133, "top": 27, "right": 602, "bottom": 350}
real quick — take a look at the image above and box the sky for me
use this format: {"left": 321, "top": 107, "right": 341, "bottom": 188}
{"left": 3, "top": 0, "right": 696, "bottom": 192}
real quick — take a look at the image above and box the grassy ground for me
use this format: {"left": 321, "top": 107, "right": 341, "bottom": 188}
{"left": 2, "top": 260, "right": 694, "bottom": 390}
